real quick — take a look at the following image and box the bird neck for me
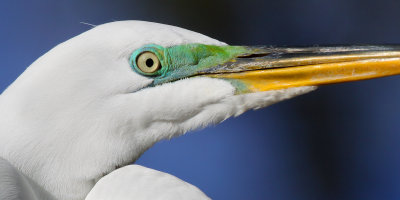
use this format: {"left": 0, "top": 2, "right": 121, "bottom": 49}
{"left": 0, "top": 91, "right": 152, "bottom": 200}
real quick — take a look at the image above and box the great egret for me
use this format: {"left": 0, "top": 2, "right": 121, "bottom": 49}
{"left": 1, "top": 21, "right": 400, "bottom": 200}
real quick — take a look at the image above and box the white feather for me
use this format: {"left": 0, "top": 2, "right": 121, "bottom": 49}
{"left": 0, "top": 157, "right": 55, "bottom": 200}
{"left": 85, "top": 165, "right": 210, "bottom": 200}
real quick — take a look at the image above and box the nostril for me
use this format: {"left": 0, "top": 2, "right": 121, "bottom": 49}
{"left": 237, "top": 53, "right": 270, "bottom": 58}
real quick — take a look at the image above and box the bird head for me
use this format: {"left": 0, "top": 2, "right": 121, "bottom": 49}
{"left": 1, "top": 21, "right": 400, "bottom": 200}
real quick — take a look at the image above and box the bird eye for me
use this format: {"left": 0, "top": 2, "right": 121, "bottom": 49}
{"left": 136, "top": 52, "right": 161, "bottom": 73}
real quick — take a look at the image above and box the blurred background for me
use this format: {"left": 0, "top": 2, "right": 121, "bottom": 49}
{"left": 1, "top": 0, "right": 400, "bottom": 199}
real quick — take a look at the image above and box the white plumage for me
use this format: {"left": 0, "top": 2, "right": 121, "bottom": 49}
{"left": 0, "top": 21, "right": 315, "bottom": 199}
{"left": 85, "top": 165, "right": 210, "bottom": 200}
{"left": 0, "top": 158, "right": 55, "bottom": 200}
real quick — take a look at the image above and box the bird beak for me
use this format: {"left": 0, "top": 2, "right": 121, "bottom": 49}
{"left": 201, "top": 45, "right": 400, "bottom": 93}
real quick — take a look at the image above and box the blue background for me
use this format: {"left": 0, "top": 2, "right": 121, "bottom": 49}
{"left": 1, "top": 0, "right": 400, "bottom": 199}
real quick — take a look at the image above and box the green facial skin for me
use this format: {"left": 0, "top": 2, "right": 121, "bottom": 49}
{"left": 130, "top": 44, "right": 248, "bottom": 86}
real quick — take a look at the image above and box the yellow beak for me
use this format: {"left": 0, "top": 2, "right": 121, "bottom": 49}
{"left": 204, "top": 45, "right": 400, "bottom": 93}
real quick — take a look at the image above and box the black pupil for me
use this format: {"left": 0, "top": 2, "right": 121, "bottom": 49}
{"left": 145, "top": 58, "right": 154, "bottom": 68}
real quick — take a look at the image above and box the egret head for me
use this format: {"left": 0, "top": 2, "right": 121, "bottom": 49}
{"left": 1, "top": 21, "right": 400, "bottom": 200}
